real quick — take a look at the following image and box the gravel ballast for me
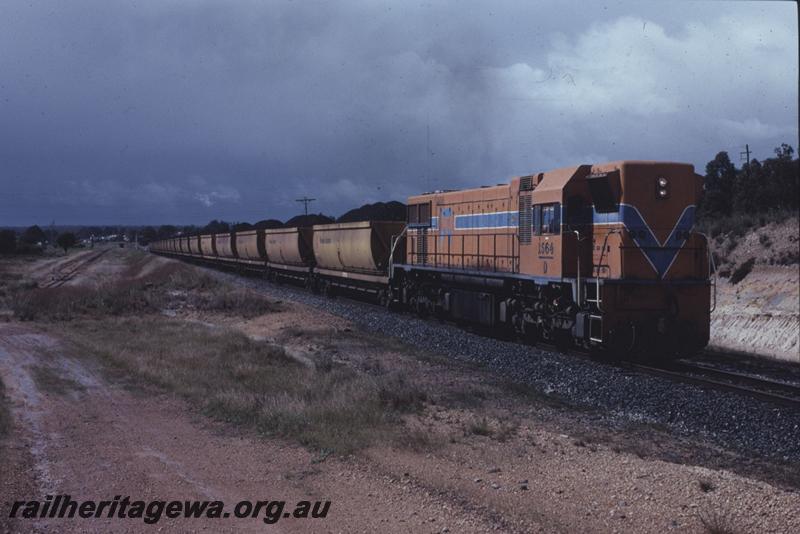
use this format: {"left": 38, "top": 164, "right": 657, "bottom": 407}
{"left": 205, "top": 267, "right": 800, "bottom": 464}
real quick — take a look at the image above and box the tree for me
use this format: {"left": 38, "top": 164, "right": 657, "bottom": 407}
{"left": 700, "top": 152, "right": 737, "bottom": 217}
{"left": 0, "top": 229, "right": 16, "bottom": 254}
{"left": 140, "top": 226, "right": 158, "bottom": 244}
{"left": 157, "top": 225, "right": 177, "bottom": 239}
{"left": 774, "top": 143, "right": 794, "bottom": 160}
{"left": 56, "top": 232, "right": 78, "bottom": 253}
{"left": 732, "top": 159, "right": 762, "bottom": 213}
{"left": 21, "top": 225, "right": 47, "bottom": 245}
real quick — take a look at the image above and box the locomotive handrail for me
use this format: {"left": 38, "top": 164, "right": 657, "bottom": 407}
{"left": 408, "top": 231, "right": 519, "bottom": 273}
{"left": 573, "top": 230, "right": 582, "bottom": 306}
{"left": 389, "top": 225, "right": 409, "bottom": 280}
{"left": 595, "top": 229, "right": 621, "bottom": 313}
{"left": 699, "top": 232, "right": 717, "bottom": 313}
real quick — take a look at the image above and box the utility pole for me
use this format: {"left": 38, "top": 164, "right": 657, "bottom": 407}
{"left": 740, "top": 143, "right": 751, "bottom": 164}
{"left": 425, "top": 117, "right": 435, "bottom": 193}
{"left": 740, "top": 144, "right": 751, "bottom": 177}
{"left": 295, "top": 197, "right": 316, "bottom": 216}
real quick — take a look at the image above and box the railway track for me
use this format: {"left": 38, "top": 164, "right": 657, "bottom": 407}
{"left": 40, "top": 248, "right": 110, "bottom": 289}
{"left": 628, "top": 359, "right": 800, "bottom": 409}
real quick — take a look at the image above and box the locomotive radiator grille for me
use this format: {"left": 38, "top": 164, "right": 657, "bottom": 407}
{"left": 518, "top": 195, "right": 532, "bottom": 244}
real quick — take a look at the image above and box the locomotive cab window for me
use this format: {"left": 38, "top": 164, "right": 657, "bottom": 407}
{"left": 532, "top": 203, "right": 561, "bottom": 235}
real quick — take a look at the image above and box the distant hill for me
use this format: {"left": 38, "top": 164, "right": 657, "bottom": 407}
{"left": 337, "top": 201, "right": 406, "bottom": 223}
{"left": 254, "top": 219, "right": 284, "bottom": 230}
{"left": 232, "top": 222, "right": 253, "bottom": 232}
{"left": 284, "top": 214, "right": 335, "bottom": 227}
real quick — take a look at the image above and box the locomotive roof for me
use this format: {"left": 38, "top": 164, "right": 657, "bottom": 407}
{"left": 408, "top": 160, "right": 695, "bottom": 204}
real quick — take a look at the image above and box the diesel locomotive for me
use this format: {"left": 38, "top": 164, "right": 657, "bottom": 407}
{"left": 150, "top": 160, "right": 713, "bottom": 357}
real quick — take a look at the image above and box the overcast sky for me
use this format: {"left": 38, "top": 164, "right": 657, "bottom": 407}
{"left": 1, "top": 0, "right": 797, "bottom": 226}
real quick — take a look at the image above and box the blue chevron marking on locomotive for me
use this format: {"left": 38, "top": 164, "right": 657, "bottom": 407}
{"left": 593, "top": 203, "right": 696, "bottom": 278}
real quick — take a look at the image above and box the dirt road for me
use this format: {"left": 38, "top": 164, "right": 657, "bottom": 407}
{"left": 0, "top": 322, "right": 507, "bottom": 533}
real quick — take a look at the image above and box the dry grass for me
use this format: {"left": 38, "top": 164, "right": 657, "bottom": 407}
{"left": 8, "top": 253, "right": 428, "bottom": 454}
{"left": 54, "top": 317, "right": 427, "bottom": 454}
{"left": 30, "top": 365, "right": 85, "bottom": 395}
{"left": 0, "top": 378, "right": 10, "bottom": 438}
{"left": 9, "top": 262, "right": 279, "bottom": 321}
{"left": 698, "top": 510, "right": 742, "bottom": 534}
{"left": 0, "top": 270, "right": 36, "bottom": 305}
{"left": 466, "top": 417, "right": 493, "bottom": 437}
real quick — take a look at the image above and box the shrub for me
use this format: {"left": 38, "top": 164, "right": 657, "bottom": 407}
{"left": 729, "top": 258, "right": 755, "bottom": 285}
{"left": 0, "top": 230, "right": 16, "bottom": 254}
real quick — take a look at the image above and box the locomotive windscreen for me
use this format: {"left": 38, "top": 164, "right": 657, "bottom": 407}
{"left": 586, "top": 171, "right": 620, "bottom": 213}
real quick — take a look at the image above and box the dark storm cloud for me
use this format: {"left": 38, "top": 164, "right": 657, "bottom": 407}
{"left": 0, "top": 0, "right": 796, "bottom": 226}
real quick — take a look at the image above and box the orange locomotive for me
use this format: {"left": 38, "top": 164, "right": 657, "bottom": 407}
{"left": 396, "top": 161, "right": 712, "bottom": 356}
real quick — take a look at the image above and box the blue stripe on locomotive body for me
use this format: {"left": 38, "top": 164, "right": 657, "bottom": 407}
{"left": 452, "top": 211, "right": 519, "bottom": 230}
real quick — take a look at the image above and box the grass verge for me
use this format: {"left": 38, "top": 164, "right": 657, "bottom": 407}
{"left": 52, "top": 317, "right": 426, "bottom": 454}
{"left": 9, "top": 261, "right": 279, "bottom": 321}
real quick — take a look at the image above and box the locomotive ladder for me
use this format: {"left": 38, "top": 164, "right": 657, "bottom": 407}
{"left": 585, "top": 229, "right": 621, "bottom": 344}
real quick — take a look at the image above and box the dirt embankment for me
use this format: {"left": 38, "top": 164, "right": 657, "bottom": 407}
{"left": 710, "top": 265, "right": 798, "bottom": 362}
{"left": 1, "top": 249, "right": 799, "bottom": 533}
{"left": 707, "top": 217, "right": 799, "bottom": 362}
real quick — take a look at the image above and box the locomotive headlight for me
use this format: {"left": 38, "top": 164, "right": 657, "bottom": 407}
{"left": 656, "top": 176, "right": 669, "bottom": 199}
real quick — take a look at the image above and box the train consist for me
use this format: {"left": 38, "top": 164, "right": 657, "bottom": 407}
{"left": 150, "top": 160, "right": 713, "bottom": 357}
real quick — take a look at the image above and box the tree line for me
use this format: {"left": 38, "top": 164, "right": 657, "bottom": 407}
{"left": 698, "top": 143, "right": 798, "bottom": 219}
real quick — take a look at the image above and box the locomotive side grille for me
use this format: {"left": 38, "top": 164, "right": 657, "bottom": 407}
{"left": 519, "top": 175, "right": 534, "bottom": 191}
{"left": 415, "top": 228, "right": 428, "bottom": 264}
{"left": 519, "top": 195, "right": 532, "bottom": 244}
